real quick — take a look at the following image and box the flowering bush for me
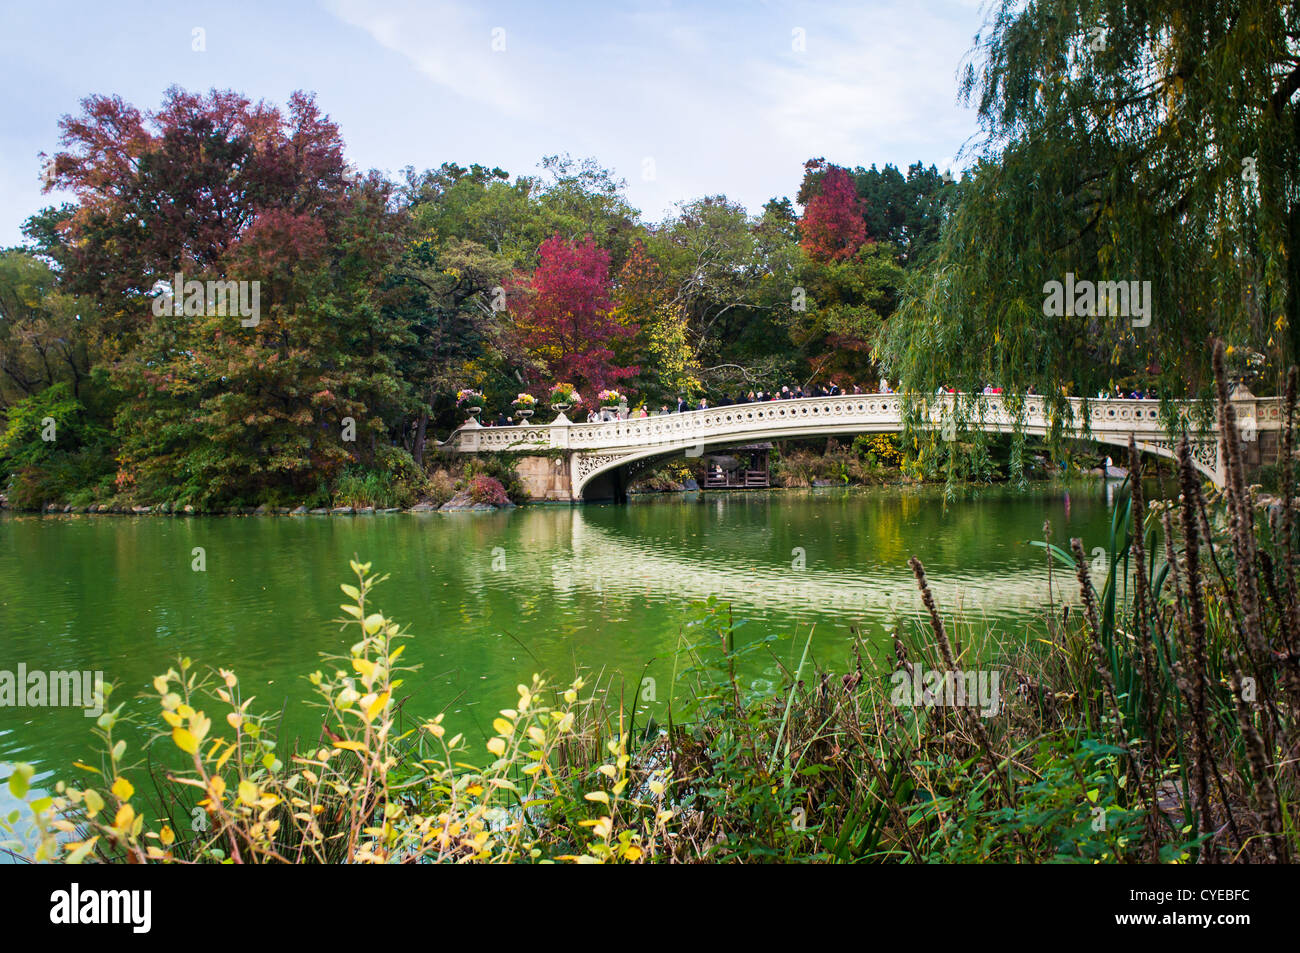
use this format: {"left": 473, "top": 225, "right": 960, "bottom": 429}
{"left": 549, "top": 383, "right": 578, "bottom": 405}
{"left": 466, "top": 474, "right": 510, "bottom": 506}
{"left": 456, "top": 389, "right": 483, "bottom": 405}
{"left": 512, "top": 393, "right": 536, "bottom": 408}
{"left": 597, "top": 390, "right": 623, "bottom": 407}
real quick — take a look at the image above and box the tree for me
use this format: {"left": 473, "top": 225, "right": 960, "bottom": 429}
{"left": 513, "top": 235, "right": 638, "bottom": 403}
{"left": 0, "top": 250, "right": 95, "bottom": 409}
{"left": 45, "top": 88, "right": 411, "bottom": 505}
{"left": 878, "top": 0, "right": 1300, "bottom": 402}
{"left": 799, "top": 162, "right": 867, "bottom": 262}
{"left": 790, "top": 242, "right": 905, "bottom": 386}
{"left": 614, "top": 240, "right": 700, "bottom": 399}
{"left": 850, "top": 162, "right": 958, "bottom": 266}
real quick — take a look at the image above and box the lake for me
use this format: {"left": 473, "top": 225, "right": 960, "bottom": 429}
{"left": 0, "top": 482, "right": 1124, "bottom": 797}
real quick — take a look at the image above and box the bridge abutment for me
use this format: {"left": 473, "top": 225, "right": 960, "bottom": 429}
{"left": 516, "top": 454, "right": 574, "bottom": 502}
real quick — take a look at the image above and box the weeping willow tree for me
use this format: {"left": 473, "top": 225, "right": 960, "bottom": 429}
{"left": 878, "top": 0, "right": 1300, "bottom": 417}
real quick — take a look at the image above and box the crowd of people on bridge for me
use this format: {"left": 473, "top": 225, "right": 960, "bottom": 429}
{"left": 479, "top": 378, "right": 1164, "bottom": 426}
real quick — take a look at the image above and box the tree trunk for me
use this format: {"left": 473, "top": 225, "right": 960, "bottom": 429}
{"left": 413, "top": 409, "right": 429, "bottom": 467}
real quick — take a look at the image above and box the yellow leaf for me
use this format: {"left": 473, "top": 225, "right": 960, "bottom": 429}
{"left": 238, "top": 780, "right": 259, "bottom": 806}
{"left": 113, "top": 803, "right": 135, "bottom": 830}
{"left": 332, "top": 740, "right": 367, "bottom": 753}
{"left": 487, "top": 738, "right": 506, "bottom": 757}
{"left": 66, "top": 836, "right": 99, "bottom": 864}
{"left": 364, "top": 692, "right": 390, "bottom": 723}
{"left": 584, "top": 791, "right": 610, "bottom": 804}
{"left": 172, "top": 727, "right": 198, "bottom": 755}
{"left": 111, "top": 776, "right": 134, "bottom": 802}
{"left": 160, "top": 826, "right": 175, "bottom": 846}
{"left": 83, "top": 788, "right": 104, "bottom": 818}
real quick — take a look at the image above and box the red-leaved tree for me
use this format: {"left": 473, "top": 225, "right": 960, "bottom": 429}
{"left": 514, "top": 235, "right": 638, "bottom": 404}
{"left": 799, "top": 164, "right": 868, "bottom": 262}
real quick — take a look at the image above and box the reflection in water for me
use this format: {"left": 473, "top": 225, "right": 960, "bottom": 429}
{"left": 0, "top": 483, "right": 1122, "bottom": 775}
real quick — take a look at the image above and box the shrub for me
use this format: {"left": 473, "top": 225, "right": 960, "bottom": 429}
{"left": 467, "top": 473, "right": 509, "bottom": 506}
{"left": 427, "top": 469, "right": 456, "bottom": 505}
{"left": 853, "top": 433, "right": 903, "bottom": 468}
{"left": 462, "top": 454, "right": 527, "bottom": 503}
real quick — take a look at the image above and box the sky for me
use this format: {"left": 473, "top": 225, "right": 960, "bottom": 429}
{"left": 0, "top": 0, "right": 990, "bottom": 246}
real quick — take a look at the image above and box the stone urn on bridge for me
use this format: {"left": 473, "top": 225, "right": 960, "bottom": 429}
{"left": 456, "top": 388, "right": 484, "bottom": 427}
{"left": 513, "top": 392, "right": 537, "bottom": 423}
{"left": 549, "top": 383, "right": 579, "bottom": 424}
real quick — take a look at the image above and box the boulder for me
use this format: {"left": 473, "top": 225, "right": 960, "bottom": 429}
{"left": 438, "top": 489, "right": 507, "bottom": 512}
{"left": 290, "top": 506, "right": 308, "bottom": 515}
{"left": 331, "top": 506, "right": 354, "bottom": 515}
{"left": 309, "top": 508, "right": 329, "bottom": 515}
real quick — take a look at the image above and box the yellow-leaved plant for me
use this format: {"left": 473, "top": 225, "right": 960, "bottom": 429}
{"left": 3, "top": 560, "right": 673, "bottom": 863}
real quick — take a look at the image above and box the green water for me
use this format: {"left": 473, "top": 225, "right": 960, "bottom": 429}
{"left": 0, "top": 483, "right": 1123, "bottom": 801}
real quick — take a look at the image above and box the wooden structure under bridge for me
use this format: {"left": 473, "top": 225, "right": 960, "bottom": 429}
{"left": 703, "top": 443, "right": 771, "bottom": 488}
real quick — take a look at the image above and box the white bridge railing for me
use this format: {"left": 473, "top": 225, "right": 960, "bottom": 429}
{"left": 445, "top": 392, "right": 1286, "bottom": 495}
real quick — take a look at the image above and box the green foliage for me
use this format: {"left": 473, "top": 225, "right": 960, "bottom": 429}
{"left": 878, "top": 0, "right": 1300, "bottom": 400}
{"left": 0, "top": 383, "right": 114, "bottom": 508}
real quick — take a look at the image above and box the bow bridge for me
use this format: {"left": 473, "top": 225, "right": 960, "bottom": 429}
{"left": 443, "top": 391, "right": 1286, "bottom": 501}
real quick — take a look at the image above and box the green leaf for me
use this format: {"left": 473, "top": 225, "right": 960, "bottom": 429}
{"left": 7, "top": 763, "right": 34, "bottom": 800}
